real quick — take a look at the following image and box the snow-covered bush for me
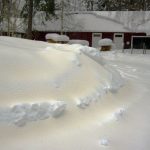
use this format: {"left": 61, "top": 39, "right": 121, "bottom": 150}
{"left": 98, "top": 38, "right": 113, "bottom": 46}
{"left": 98, "top": 38, "right": 113, "bottom": 51}
{"left": 45, "top": 33, "right": 69, "bottom": 42}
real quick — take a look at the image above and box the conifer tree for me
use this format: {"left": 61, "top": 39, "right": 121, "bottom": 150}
{"left": 21, "top": 0, "right": 55, "bottom": 39}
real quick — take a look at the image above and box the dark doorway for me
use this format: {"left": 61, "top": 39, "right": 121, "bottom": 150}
{"left": 132, "top": 36, "right": 150, "bottom": 49}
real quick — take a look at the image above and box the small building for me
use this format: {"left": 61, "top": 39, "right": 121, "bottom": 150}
{"left": 31, "top": 12, "right": 146, "bottom": 49}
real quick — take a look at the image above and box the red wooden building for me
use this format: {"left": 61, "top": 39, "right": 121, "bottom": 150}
{"left": 32, "top": 12, "right": 146, "bottom": 49}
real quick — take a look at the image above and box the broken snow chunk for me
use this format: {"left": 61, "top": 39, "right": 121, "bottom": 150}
{"left": 19, "top": 103, "right": 31, "bottom": 111}
{"left": 90, "top": 95, "right": 99, "bottom": 103}
{"left": 113, "top": 108, "right": 126, "bottom": 121}
{"left": 76, "top": 99, "right": 87, "bottom": 109}
{"left": 50, "top": 101, "right": 66, "bottom": 118}
{"left": 76, "top": 97, "right": 91, "bottom": 109}
{"left": 37, "top": 102, "right": 51, "bottom": 120}
{"left": 84, "top": 97, "right": 91, "bottom": 106}
{"left": 13, "top": 118, "right": 27, "bottom": 127}
{"left": 27, "top": 103, "right": 40, "bottom": 121}
{"left": 99, "top": 138, "right": 109, "bottom": 146}
{"left": 10, "top": 104, "right": 30, "bottom": 127}
{"left": 11, "top": 104, "right": 26, "bottom": 121}
{"left": 4, "top": 101, "right": 67, "bottom": 127}
{"left": 95, "top": 91, "right": 102, "bottom": 99}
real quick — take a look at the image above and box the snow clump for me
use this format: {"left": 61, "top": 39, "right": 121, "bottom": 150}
{"left": 99, "top": 138, "right": 109, "bottom": 146}
{"left": 113, "top": 107, "right": 126, "bottom": 121}
{"left": 0, "top": 101, "right": 66, "bottom": 127}
{"left": 45, "top": 33, "right": 69, "bottom": 42}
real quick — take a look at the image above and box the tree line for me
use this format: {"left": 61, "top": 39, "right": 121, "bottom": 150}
{"left": 0, "top": 0, "right": 150, "bottom": 39}
{"left": 75, "top": 0, "right": 150, "bottom": 11}
{"left": 0, "top": 0, "right": 55, "bottom": 38}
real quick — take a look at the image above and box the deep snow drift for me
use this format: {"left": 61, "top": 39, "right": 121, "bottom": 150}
{"left": 0, "top": 36, "right": 123, "bottom": 126}
{"left": 0, "top": 36, "right": 150, "bottom": 150}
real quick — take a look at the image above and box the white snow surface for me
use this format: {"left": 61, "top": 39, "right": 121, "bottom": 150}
{"left": 0, "top": 36, "right": 123, "bottom": 124}
{"left": 0, "top": 37, "right": 150, "bottom": 150}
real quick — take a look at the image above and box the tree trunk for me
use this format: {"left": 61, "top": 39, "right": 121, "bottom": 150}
{"left": 7, "top": 0, "right": 11, "bottom": 36}
{"left": 60, "top": 0, "right": 64, "bottom": 35}
{"left": 26, "top": 0, "right": 33, "bottom": 39}
{"left": 0, "top": 1, "right": 3, "bottom": 35}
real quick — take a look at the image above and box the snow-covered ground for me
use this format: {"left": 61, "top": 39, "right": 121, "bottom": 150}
{"left": 0, "top": 36, "right": 150, "bottom": 150}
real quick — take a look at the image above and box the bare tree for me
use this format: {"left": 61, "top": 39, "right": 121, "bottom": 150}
{"left": 1, "top": 0, "right": 12, "bottom": 36}
{"left": 0, "top": 0, "right": 23, "bottom": 36}
{"left": 21, "top": 0, "right": 55, "bottom": 39}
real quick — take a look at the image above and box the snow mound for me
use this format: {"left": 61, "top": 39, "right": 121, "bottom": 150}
{"left": 98, "top": 38, "right": 113, "bottom": 46}
{"left": 0, "top": 36, "right": 124, "bottom": 125}
{"left": 45, "top": 33, "right": 69, "bottom": 42}
{"left": 0, "top": 101, "right": 66, "bottom": 127}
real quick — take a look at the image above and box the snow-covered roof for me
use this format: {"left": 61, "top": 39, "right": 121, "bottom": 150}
{"left": 137, "top": 20, "right": 150, "bottom": 35}
{"left": 2, "top": 11, "right": 149, "bottom": 34}
{"left": 34, "top": 12, "right": 131, "bottom": 33}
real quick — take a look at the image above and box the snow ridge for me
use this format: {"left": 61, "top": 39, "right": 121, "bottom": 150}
{"left": 0, "top": 101, "right": 66, "bottom": 127}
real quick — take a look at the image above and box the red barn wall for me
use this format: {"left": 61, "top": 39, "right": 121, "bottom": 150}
{"left": 67, "top": 32, "right": 92, "bottom": 46}
{"left": 102, "top": 32, "right": 114, "bottom": 40}
{"left": 33, "top": 31, "right": 93, "bottom": 46}
{"left": 33, "top": 31, "right": 146, "bottom": 49}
